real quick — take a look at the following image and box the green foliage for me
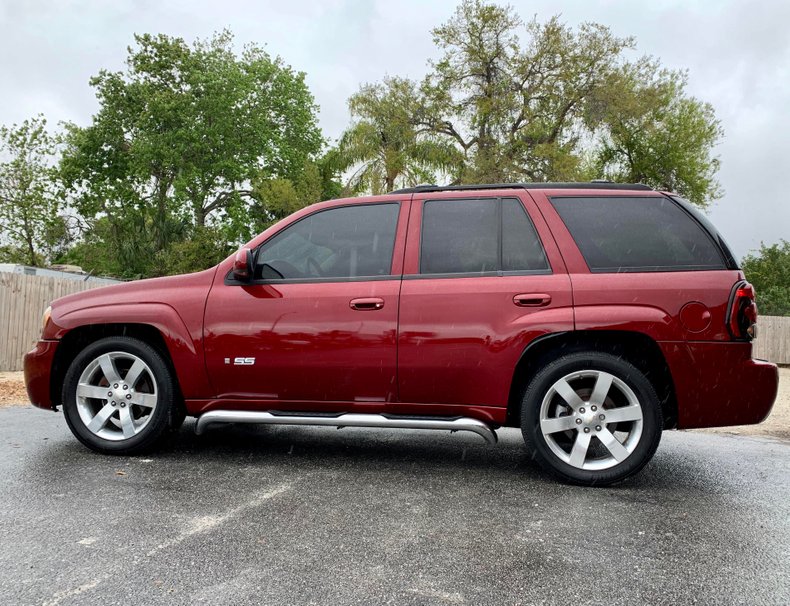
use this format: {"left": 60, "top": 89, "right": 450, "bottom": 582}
{"left": 59, "top": 30, "right": 323, "bottom": 277}
{"left": 336, "top": 0, "right": 723, "bottom": 206}
{"left": 0, "top": 116, "right": 65, "bottom": 266}
{"left": 1, "top": 10, "right": 729, "bottom": 277}
{"left": 161, "top": 227, "right": 233, "bottom": 276}
{"left": 741, "top": 241, "right": 790, "bottom": 316}
{"left": 591, "top": 60, "right": 723, "bottom": 207}
{"left": 336, "top": 77, "right": 463, "bottom": 193}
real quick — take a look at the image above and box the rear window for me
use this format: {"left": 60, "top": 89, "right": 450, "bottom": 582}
{"left": 550, "top": 196, "right": 726, "bottom": 272}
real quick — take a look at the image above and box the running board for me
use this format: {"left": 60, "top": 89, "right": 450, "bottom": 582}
{"left": 194, "top": 411, "right": 497, "bottom": 444}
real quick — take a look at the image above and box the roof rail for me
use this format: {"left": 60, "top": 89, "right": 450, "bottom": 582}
{"left": 389, "top": 182, "right": 653, "bottom": 195}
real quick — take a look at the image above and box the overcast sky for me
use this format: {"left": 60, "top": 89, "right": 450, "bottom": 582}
{"left": 1, "top": 0, "right": 788, "bottom": 260}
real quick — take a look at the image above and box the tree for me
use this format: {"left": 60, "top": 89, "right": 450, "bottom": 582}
{"left": 336, "top": 77, "right": 462, "bottom": 194}
{"left": 0, "top": 116, "right": 63, "bottom": 266}
{"left": 60, "top": 30, "right": 323, "bottom": 278}
{"left": 591, "top": 60, "right": 723, "bottom": 207}
{"left": 741, "top": 241, "right": 790, "bottom": 316}
{"left": 341, "top": 1, "right": 723, "bottom": 205}
{"left": 420, "top": 3, "right": 635, "bottom": 183}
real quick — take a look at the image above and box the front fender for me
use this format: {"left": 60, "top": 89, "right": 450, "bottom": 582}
{"left": 53, "top": 303, "right": 211, "bottom": 399}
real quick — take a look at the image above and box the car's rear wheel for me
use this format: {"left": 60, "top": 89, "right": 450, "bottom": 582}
{"left": 521, "top": 352, "right": 662, "bottom": 486}
{"left": 62, "top": 336, "right": 177, "bottom": 455}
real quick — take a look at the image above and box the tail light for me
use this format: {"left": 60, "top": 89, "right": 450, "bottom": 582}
{"left": 728, "top": 281, "right": 758, "bottom": 340}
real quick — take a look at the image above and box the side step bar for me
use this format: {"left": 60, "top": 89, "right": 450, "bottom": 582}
{"left": 194, "top": 411, "right": 497, "bottom": 444}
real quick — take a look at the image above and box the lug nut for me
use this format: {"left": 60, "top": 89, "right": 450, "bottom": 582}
{"left": 107, "top": 391, "right": 113, "bottom": 397}
{"left": 583, "top": 427, "right": 590, "bottom": 433}
{"left": 599, "top": 414, "right": 605, "bottom": 420}
{"left": 591, "top": 405, "right": 597, "bottom": 411}
{"left": 120, "top": 402, "right": 126, "bottom": 407}
{"left": 575, "top": 418, "right": 582, "bottom": 425}
{"left": 123, "top": 385, "right": 128, "bottom": 390}
{"left": 595, "top": 425, "right": 602, "bottom": 431}
{"left": 111, "top": 401, "right": 116, "bottom": 406}
{"left": 114, "top": 383, "right": 118, "bottom": 388}
{"left": 579, "top": 407, "right": 586, "bottom": 414}
{"left": 126, "top": 394, "right": 132, "bottom": 399}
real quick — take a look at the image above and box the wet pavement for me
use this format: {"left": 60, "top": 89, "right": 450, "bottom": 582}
{"left": 1, "top": 406, "right": 788, "bottom": 605}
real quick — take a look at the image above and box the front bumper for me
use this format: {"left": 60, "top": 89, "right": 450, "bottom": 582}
{"left": 661, "top": 341, "right": 779, "bottom": 429}
{"left": 23, "top": 340, "right": 59, "bottom": 410}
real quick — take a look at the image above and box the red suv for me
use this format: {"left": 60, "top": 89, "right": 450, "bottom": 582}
{"left": 24, "top": 183, "right": 778, "bottom": 485}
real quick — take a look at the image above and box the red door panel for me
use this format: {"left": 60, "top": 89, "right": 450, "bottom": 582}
{"left": 202, "top": 198, "right": 410, "bottom": 406}
{"left": 397, "top": 191, "right": 574, "bottom": 408}
{"left": 203, "top": 280, "right": 399, "bottom": 403}
{"left": 397, "top": 274, "right": 573, "bottom": 406}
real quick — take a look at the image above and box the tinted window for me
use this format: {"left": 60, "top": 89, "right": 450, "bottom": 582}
{"left": 420, "top": 198, "right": 549, "bottom": 274}
{"left": 421, "top": 199, "right": 498, "bottom": 274}
{"left": 255, "top": 203, "right": 399, "bottom": 280}
{"left": 550, "top": 196, "right": 725, "bottom": 272}
{"left": 502, "top": 199, "right": 550, "bottom": 271}
{"left": 670, "top": 195, "right": 738, "bottom": 269}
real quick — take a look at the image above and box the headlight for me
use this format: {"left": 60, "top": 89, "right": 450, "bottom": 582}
{"left": 42, "top": 306, "right": 52, "bottom": 335}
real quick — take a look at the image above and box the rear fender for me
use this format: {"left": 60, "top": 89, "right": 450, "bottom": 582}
{"left": 574, "top": 304, "right": 678, "bottom": 341}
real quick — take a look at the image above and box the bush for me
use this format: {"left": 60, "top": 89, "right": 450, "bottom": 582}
{"left": 741, "top": 240, "right": 790, "bottom": 316}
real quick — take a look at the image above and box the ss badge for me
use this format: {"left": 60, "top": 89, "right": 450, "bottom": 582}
{"left": 225, "top": 357, "right": 256, "bottom": 365}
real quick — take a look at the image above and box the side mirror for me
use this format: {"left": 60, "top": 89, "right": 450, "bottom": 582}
{"left": 232, "top": 247, "right": 254, "bottom": 282}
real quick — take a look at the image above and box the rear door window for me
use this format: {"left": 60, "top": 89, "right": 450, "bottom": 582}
{"left": 502, "top": 198, "right": 550, "bottom": 272}
{"left": 550, "top": 196, "right": 726, "bottom": 272}
{"left": 420, "top": 198, "right": 549, "bottom": 274}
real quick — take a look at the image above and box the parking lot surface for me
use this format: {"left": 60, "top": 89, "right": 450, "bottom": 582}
{"left": 0, "top": 406, "right": 788, "bottom": 606}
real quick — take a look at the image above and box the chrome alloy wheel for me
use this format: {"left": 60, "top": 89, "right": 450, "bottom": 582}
{"left": 75, "top": 351, "right": 159, "bottom": 441}
{"left": 539, "top": 370, "right": 644, "bottom": 471}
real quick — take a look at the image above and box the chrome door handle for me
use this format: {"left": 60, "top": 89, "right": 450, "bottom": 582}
{"left": 350, "top": 297, "right": 385, "bottom": 311}
{"left": 513, "top": 293, "right": 552, "bottom": 307}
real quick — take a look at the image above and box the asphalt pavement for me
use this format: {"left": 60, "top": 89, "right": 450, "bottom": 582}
{"left": 1, "top": 406, "right": 788, "bottom": 606}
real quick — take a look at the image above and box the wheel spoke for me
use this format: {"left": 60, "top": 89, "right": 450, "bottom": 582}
{"left": 553, "top": 378, "right": 585, "bottom": 410}
{"left": 87, "top": 404, "right": 116, "bottom": 432}
{"left": 98, "top": 354, "right": 121, "bottom": 384}
{"left": 118, "top": 406, "right": 136, "bottom": 438}
{"left": 540, "top": 415, "right": 577, "bottom": 435}
{"left": 604, "top": 404, "right": 642, "bottom": 424}
{"left": 132, "top": 393, "right": 157, "bottom": 409}
{"left": 589, "top": 372, "right": 614, "bottom": 407}
{"left": 598, "top": 428, "right": 630, "bottom": 462}
{"left": 76, "top": 383, "right": 110, "bottom": 400}
{"left": 124, "top": 359, "right": 146, "bottom": 388}
{"left": 568, "top": 431, "right": 591, "bottom": 467}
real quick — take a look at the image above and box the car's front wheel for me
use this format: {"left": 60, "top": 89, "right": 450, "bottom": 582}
{"left": 521, "top": 352, "right": 663, "bottom": 486}
{"left": 62, "top": 336, "right": 178, "bottom": 455}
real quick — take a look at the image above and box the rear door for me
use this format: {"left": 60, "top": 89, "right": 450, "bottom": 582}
{"left": 396, "top": 190, "right": 574, "bottom": 410}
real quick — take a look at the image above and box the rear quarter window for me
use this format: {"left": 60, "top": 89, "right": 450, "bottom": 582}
{"left": 550, "top": 196, "right": 726, "bottom": 273}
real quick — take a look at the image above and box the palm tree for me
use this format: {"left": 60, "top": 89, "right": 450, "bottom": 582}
{"left": 336, "top": 78, "right": 461, "bottom": 194}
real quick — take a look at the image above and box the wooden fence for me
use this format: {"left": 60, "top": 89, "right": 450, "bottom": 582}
{"left": 1, "top": 272, "right": 789, "bottom": 371}
{"left": 0, "top": 272, "right": 110, "bottom": 371}
{"left": 752, "top": 315, "right": 790, "bottom": 365}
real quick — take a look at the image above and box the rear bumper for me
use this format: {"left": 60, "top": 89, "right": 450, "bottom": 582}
{"left": 23, "top": 340, "right": 59, "bottom": 410}
{"left": 660, "top": 341, "right": 779, "bottom": 429}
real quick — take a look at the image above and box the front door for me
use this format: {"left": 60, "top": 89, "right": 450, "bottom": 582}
{"left": 203, "top": 201, "right": 406, "bottom": 406}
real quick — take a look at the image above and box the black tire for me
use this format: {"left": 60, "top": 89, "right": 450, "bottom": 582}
{"left": 521, "top": 352, "right": 662, "bottom": 486}
{"left": 62, "top": 336, "right": 178, "bottom": 455}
